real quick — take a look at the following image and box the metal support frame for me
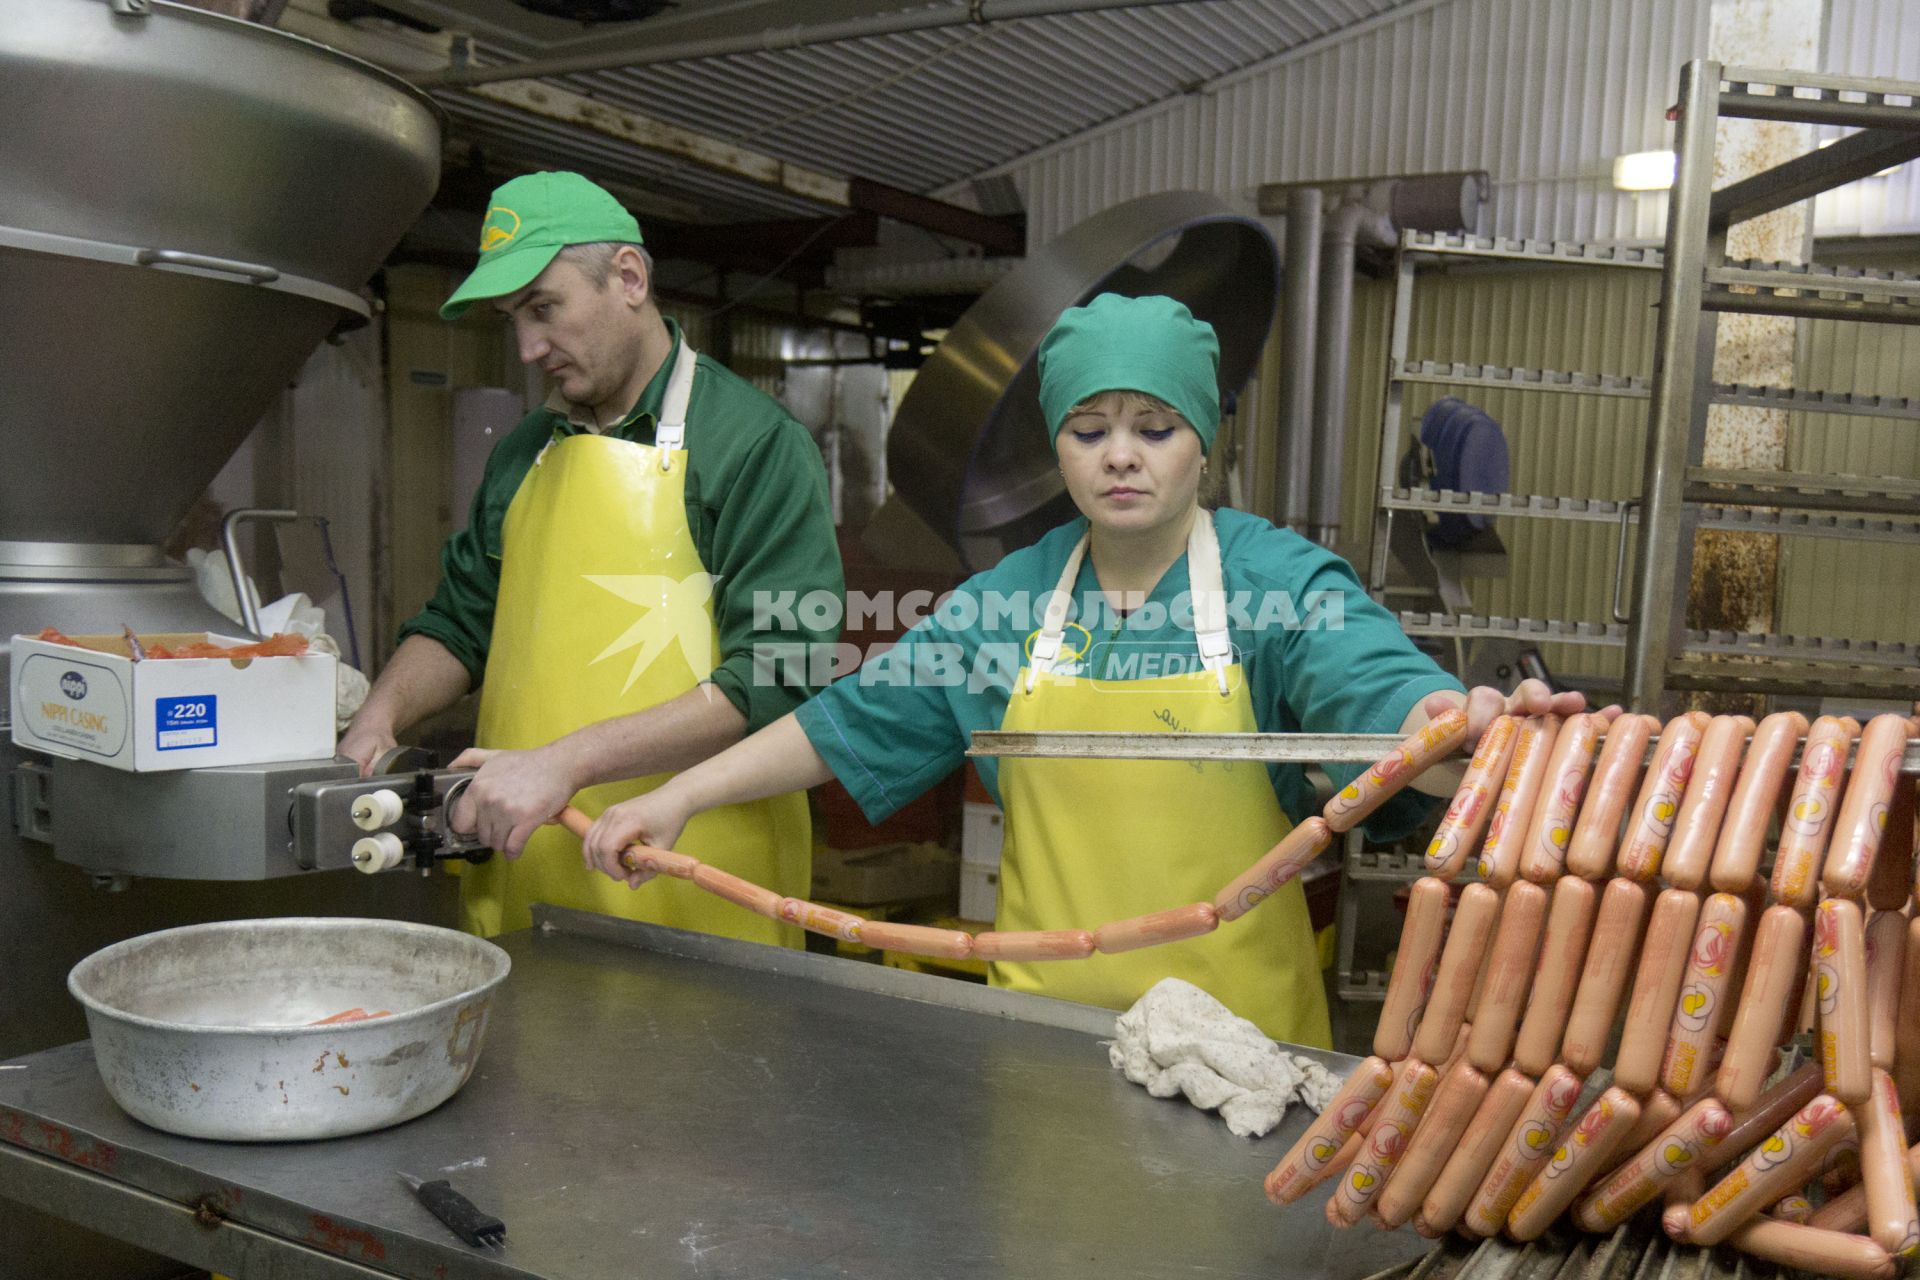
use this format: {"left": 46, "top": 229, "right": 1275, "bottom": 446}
{"left": 1625, "top": 59, "right": 1920, "bottom": 712}
{"left": 1625, "top": 59, "right": 1723, "bottom": 713}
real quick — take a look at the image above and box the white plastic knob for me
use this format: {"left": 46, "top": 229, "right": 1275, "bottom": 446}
{"left": 350, "top": 832, "right": 405, "bottom": 874}
{"left": 350, "top": 788, "right": 405, "bottom": 832}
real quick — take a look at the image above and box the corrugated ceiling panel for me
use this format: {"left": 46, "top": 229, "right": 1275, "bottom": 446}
{"left": 992, "top": 0, "right": 1918, "bottom": 245}
{"left": 436, "top": 0, "right": 1414, "bottom": 222}
{"left": 1814, "top": 0, "right": 1920, "bottom": 237}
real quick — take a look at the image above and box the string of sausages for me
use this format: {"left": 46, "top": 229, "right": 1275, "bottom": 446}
{"left": 1265, "top": 709, "right": 1920, "bottom": 1280}
{"left": 548, "top": 707, "right": 1471, "bottom": 964}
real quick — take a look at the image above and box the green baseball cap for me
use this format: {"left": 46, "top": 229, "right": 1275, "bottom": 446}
{"left": 440, "top": 171, "right": 644, "bottom": 320}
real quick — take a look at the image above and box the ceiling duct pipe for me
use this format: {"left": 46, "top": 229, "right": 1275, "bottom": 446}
{"left": 1290, "top": 171, "right": 1488, "bottom": 551}
{"left": 1276, "top": 186, "right": 1322, "bottom": 533}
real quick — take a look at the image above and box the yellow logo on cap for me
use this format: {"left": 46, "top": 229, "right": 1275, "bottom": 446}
{"left": 480, "top": 206, "right": 521, "bottom": 253}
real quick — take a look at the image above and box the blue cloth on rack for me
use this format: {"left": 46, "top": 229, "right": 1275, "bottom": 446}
{"left": 1419, "top": 397, "right": 1510, "bottom": 547}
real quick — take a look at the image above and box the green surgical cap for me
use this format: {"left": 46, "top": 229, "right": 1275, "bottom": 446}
{"left": 1037, "top": 292, "right": 1221, "bottom": 453}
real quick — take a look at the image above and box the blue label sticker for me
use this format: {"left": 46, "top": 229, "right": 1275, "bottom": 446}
{"left": 155, "top": 696, "right": 217, "bottom": 751}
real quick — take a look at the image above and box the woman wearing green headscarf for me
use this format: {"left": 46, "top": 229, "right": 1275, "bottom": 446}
{"left": 582, "top": 292, "right": 1591, "bottom": 1046}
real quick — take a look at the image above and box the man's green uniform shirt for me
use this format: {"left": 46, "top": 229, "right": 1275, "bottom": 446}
{"left": 401, "top": 321, "right": 844, "bottom": 730}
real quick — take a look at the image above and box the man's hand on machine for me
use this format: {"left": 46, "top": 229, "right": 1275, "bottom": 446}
{"left": 583, "top": 788, "right": 692, "bottom": 888}
{"left": 336, "top": 717, "right": 398, "bottom": 777}
{"left": 448, "top": 745, "right": 583, "bottom": 859}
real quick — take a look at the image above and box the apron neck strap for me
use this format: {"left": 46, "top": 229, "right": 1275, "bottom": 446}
{"left": 1025, "top": 509, "right": 1231, "bottom": 696}
{"left": 1187, "top": 508, "right": 1232, "bottom": 696}
{"left": 1026, "top": 532, "right": 1089, "bottom": 692}
{"left": 653, "top": 339, "right": 699, "bottom": 471}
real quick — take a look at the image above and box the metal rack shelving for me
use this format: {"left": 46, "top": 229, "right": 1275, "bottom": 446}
{"left": 1625, "top": 60, "right": 1920, "bottom": 709}
{"left": 1352, "top": 75, "right": 1920, "bottom": 1014}
{"left": 1396, "top": 359, "right": 1920, "bottom": 420}
{"left": 1383, "top": 487, "right": 1920, "bottom": 546}
{"left": 1353, "top": 229, "right": 1678, "bottom": 1020}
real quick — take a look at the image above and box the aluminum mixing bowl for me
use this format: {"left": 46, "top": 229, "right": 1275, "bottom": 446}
{"left": 68, "top": 917, "right": 509, "bottom": 1141}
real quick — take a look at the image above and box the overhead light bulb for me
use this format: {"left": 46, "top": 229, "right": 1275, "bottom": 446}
{"left": 1612, "top": 150, "right": 1676, "bottom": 192}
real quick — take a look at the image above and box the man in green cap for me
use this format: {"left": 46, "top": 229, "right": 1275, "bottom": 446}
{"left": 339, "top": 170, "right": 843, "bottom": 944}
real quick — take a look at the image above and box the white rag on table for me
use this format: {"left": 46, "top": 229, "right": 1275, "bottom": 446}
{"left": 1108, "top": 977, "right": 1339, "bottom": 1138}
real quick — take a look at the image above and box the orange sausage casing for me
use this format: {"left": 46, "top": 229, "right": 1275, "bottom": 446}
{"left": 692, "top": 863, "right": 784, "bottom": 917}
{"left": 1574, "top": 1096, "right": 1736, "bottom": 1233}
{"left": 1711, "top": 711, "right": 1808, "bottom": 893}
{"left": 1265, "top": 1056, "right": 1395, "bottom": 1205}
{"left": 1867, "top": 771, "right": 1914, "bottom": 911}
{"left": 1412, "top": 882, "right": 1500, "bottom": 1065}
{"left": 1462, "top": 1064, "right": 1586, "bottom": 1238}
{"left": 1661, "top": 715, "right": 1753, "bottom": 891}
{"left": 1567, "top": 713, "right": 1655, "bottom": 880}
{"left": 1772, "top": 1194, "right": 1814, "bottom": 1223}
{"left": 857, "top": 920, "right": 974, "bottom": 960}
{"left": 1725, "top": 1220, "right": 1896, "bottom": 1280}
{"left": 780, "top": 898, "right": 866, "bottom": 941}
{"left": 1417, "top": 1067, "right": 1536, "bottom": 1237}
{"left": 1855, "top": 1068, "right": 1920, "bottom": 1258}
{"left": 1613, "top": 888, "right": 1702, "bottom": 1095}
{"left": 1717, "top": 905, "right": 1810, "bottom": 1111}
{"left": 1809, "top": 1137, "right": 1920, "bottom": 1233}
{"left": 1374, "top": 876, "right": 1450, "bottom": 1061}
{"left": 1507, "top": 1087, "right": 1642, "bottom": 1242}
{"left": 1666, "top": 1094, "right": 1854, "bottom": 1247}
{"left": 1324, "top": 708, "right": 1469, "bottom": 835}
{"left": 1898, "top": 916, "right": 1920, "bottom": 1116}
{"left": 1560, "top": 877, "right": 1652, "bottom": 1077}
{"left": 1327, "top": 1058, "right": 1438, "bottom": 1225}
{"left": 1094, "top": 902, "right": 1217, "bottom": 954}
{"left": 1816, "top": 897, "right": 1873, "bottom": 1105}
{"left": 1617, "top": 712, "right": 1711, "bottom": 881}
{"left": 1477, "top": 715, "right": 1562, "bottom": 890}
{"left": 1519, "top": 712, "right": 1602, "bottom": 884}
{"left": 1864, "top": 909, "right": 1904, "bottom": 1069}
{"left": 1372, "top": 1058, "right": 1490, "bottom": 1229}
{"left": 637, "top": 847, "right": 701, "bottom": 878}
{"left": 1424, "top": 716, "right": 1518, "bottom": 880}
{"left": 1214, "top": 817, "right": 1333, "bottom": 922}
{"left": 972, "top": 929, "right": 1095, "bottom": 962}
{"left": 1467, "top": 881, "right": 1548, "bottom": 1073}
{"left": 1824, "top": 714, "right": 1913, "bottom": 900}
{"left": 1772, "top": 716, "right": 1859, "bottom": 906}
{"left": 1604, "top": 1088, "right": 1683, "bottom": 1182}
{"left": 1660, "top": 891, "right": 1750, "bottom": 1098}
{"left": 1512, "top": 877, "right": 1597, "bottom": 1077}
{"left": 1697, "top": 1062, "right": 1826, "bottom": 1181}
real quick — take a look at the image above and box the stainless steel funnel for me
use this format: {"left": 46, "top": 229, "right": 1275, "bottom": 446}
{"left": 0, "top": 0, "right": 441, "bottom": 549}
{"left": 0, "top": 0, "right": 441, "bottom": 688}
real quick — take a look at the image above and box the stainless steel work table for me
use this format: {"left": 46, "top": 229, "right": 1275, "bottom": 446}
{"left": 0, "top": 906, "right": 1427, "bottom": 1279}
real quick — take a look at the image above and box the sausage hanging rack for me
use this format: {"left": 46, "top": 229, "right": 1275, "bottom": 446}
{"left": 967, "top": 730, "right": 1920, "bottom": 774}
{"left": 562, "top": 711, "right": 1920, "bottom": 1277}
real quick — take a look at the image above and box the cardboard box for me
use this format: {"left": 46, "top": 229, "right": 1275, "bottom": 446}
{"left": 10, "top": 632, "right": 335, "bottom": 772}
{"left": 958, "top": 860, "right": 999, "bottom": 924}
{"left": 961, "top": 800, "right": 1004, "bottom": 866}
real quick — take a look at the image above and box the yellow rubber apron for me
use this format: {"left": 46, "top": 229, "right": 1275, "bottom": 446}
{"left": 994, "top": 509, "right": 1331, "bottom": 1046}
{"left": 460, "top": 341, "right": 806, "bottom": 944}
